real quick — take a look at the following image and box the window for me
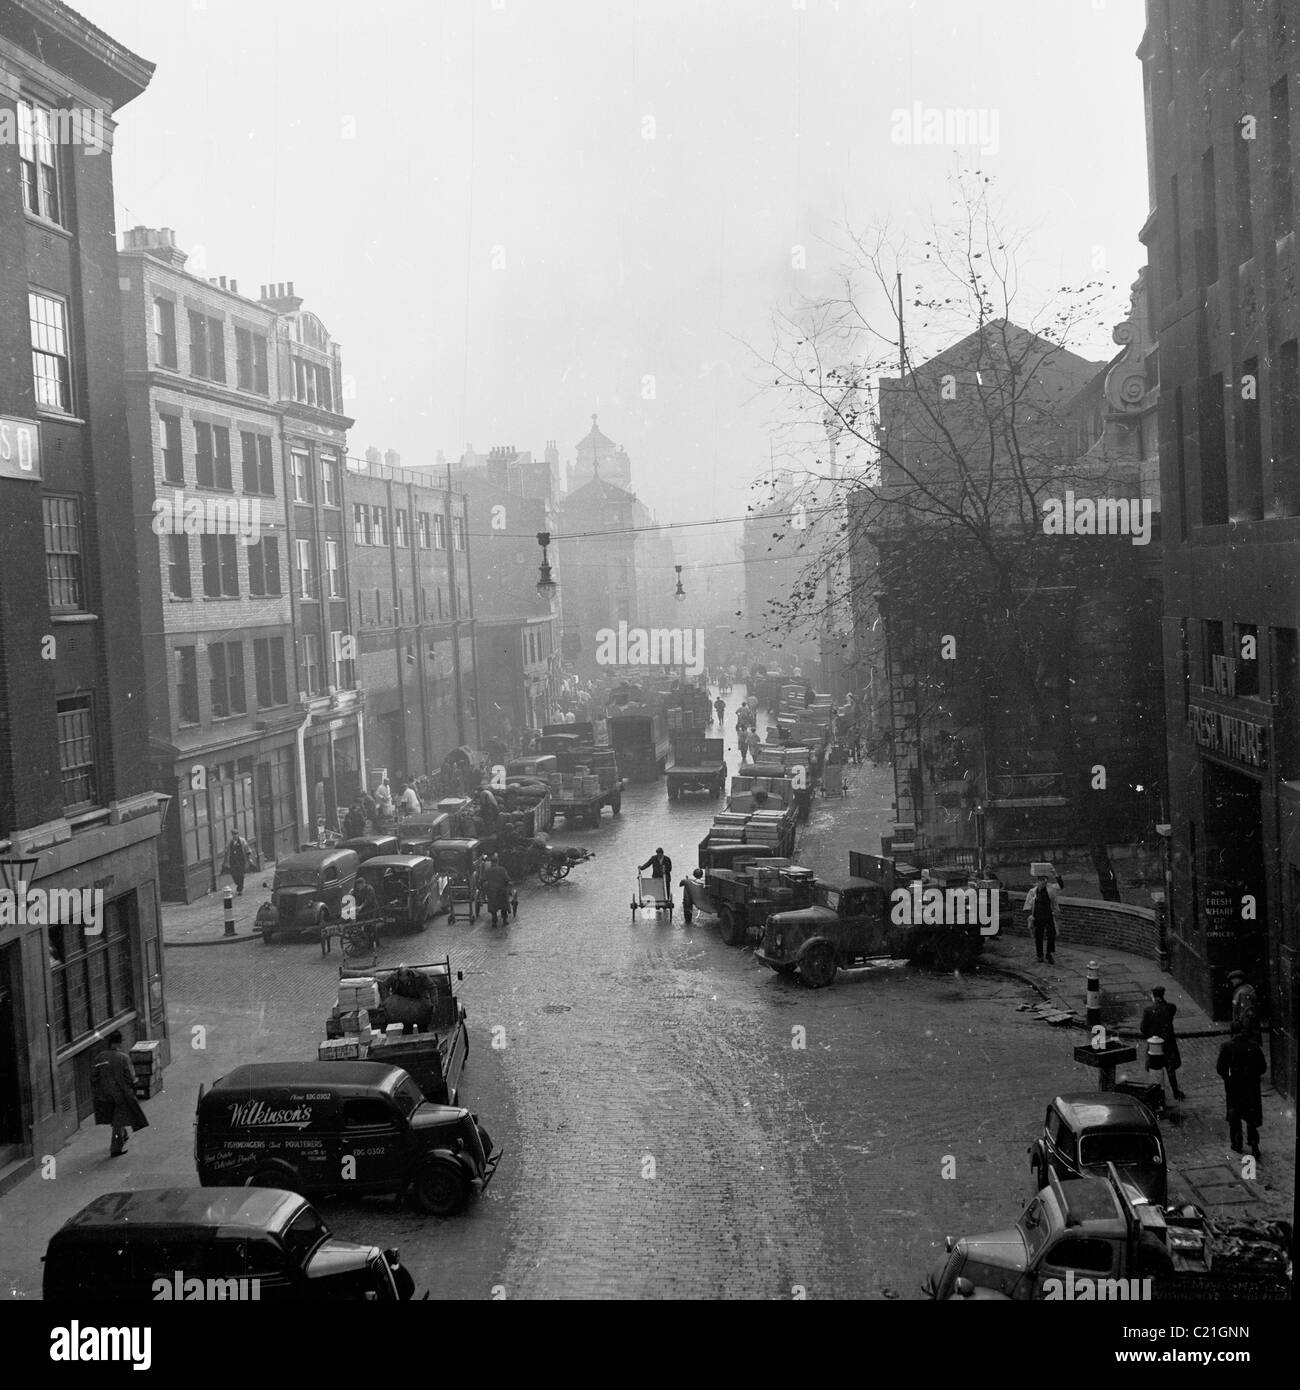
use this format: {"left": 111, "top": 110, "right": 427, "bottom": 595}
{"left": 1272, "top": 78, "right": 1293, "bottom": 239}
{"left": 296, "top": 538, "right": 316, "bottom": 599}
{"left": 208, "top": 318, "right": 226, "bottom": 383}
{"left": 253, "top": 636, "right": 288, "bottom": 709}
{"left": 291, "top": 357, "right": 331, "bottom": 408}
{"left": 236, "top": 329, "right": 267, "bottom": 392}
{"left": 452, "top": 516, "right": 465, "bottom": 550}
{"left": 200, "top": 534, "right": 239, "bottom": 598}
{"left": 213, "top": 426, "right": 232, "bottom": 489}
{"left": 330, "top": 630, "right": 353, "bottom": 689}
{"left": 49, "top": 905, "right": 134, "bottom": 1050}
{"left": 301, "top": 632, "right": 322, "bottom": 697}
{"left": 320, "top": 453, "right": 339, "bottom": 507}
{"left": 154, "top": 298, "right": 178, "bottom": 368}
{"left": 240, "top": 432, "right": 260, "bottom": 493}
{"left": 161, "top": 414, "right": 183, "bottom": 483}
{"left": 176, "top": 646, "right": 199, "bottom": 724}
{"left": 195, "top": 422, "right": 214, "bottom": 488}
{"left": 168, "top": 535, "right": 191, "bottom": 599}
{"left": 209, "top": 640, "right": 247, "bottom": 717}
{"left": 1045, "top": 1237, "right": 1114, "bottom": 1275}
{"left": 1276, "top": 339, "right": 1300, "bottom": 515}
{"left": 353, "top": 503, "right": 369, "bottom": 545}
{"left": 394, "top": 509, "right": 409, "bottom": 547}
{"left": 371, "top": 507, "right": 390, "bottom": 546}
{"left": 1199, "top": 372, "right": 1228, "bottom": 524}
{"left": 317, "top": 364, "right": 333, "bottom": 411}
{"left": 1234, "top": 622, "right": 1260, "bottom": 696}
{"left": 17, "top": 100, "right": 61, "bottom": 223}
{"left": 1234, "top": 119, "right": 1253, "bottom": 259}
{"left": 189, "top": 311, "right": 208, "bottom": 378}
{"left": 1202, "top": 620, "right": 1225, "bottom": 686}
{"left": 56, "top": 695, "right": 96, "bottom": 807}
{"left": 43, "top": 495, "right": 83, "bottom": 610}
{"left": 417, "top": 513, "right": 431, "bottom": 548}
{"left": 432, "top": 513, "right": 447, "bottom": 549}
{"left": 290, "top": 451, "right": 311, "bottom": 503}
{"left": 1237, "top": 356, "right": 1263, "bottom": 517}
{"left": 247, "top": 537, "right": 280, "bottom": 597}
{"left": 325, "top": 540, "right": 341, "bottom": 597}
{"left": 30, "top": 291, "right": 71, "bottom": 411}
{"left": 1199, "top": 147, "right": 1218, "bottom": 285}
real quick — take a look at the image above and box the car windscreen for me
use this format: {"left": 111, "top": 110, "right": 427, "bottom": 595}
{"left": 392, "top": 1076, "right": 425, "bottom": 1118}
{"left": 1079, "top": 1131, "right": 1161, "bottom": 1167}
{"left": 282, "top": 1205, "right": 329, "bottom": 1265}
{"left": 818, "top": 888, "right": 840, "bottom": 911}
{"left": 275, "top": 870, "right": 320, "bottom": 888}
{"left": 1017, "top": 1197, "right": 1051, "bottom": 1259}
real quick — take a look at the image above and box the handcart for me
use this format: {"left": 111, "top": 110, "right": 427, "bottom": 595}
{"left": 631, "top": 874, "right": 674, "bottom": 922}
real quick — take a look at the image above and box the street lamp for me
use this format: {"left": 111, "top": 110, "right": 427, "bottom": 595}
{"left": 674, "top": 565, "right": 685, "bottom": 603}
{"left": 536, "top": 531, "right": 557, "bottom": 598}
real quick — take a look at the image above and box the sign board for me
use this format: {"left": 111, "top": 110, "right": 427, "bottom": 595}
{"left": 1187, "top": 702, "right": 1267, "bottom": 771}
{"left": 1203, "top": 880, "right": 1237, "bottom": 941}
{"left": 0, "top": 417, "right": 41, "bottom": 481}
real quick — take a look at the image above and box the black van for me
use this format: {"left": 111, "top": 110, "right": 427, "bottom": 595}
{"left": 196, "top": 1062, "right": 501, "bottom": 1217}
{"left": 42, "top": 1188, "right": 415, "bottom": 1300}
{"left": 256, "top": 848, "right": 360, "bottom": 943}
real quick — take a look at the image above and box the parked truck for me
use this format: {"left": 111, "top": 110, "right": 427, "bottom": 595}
{"left": 667, "top": 735, "right": 727, "bottom": 801}
{"left": 607, "top": 709, "right": 670, "bottom": 780}
{"left": 548, "top": 744, "right": 623, "bottom": 827}
{"left": 754, "top": 853, "right": 998, "bottom": 986}
{"left": 707, "top": 863, "right": 817, "bottom": 946}
{"left": 923, "top": 1164, "right": 1292, "bottom": 1301}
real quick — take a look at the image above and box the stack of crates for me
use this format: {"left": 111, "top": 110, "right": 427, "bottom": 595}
{"left": 318, "top": 1036, "right": 361, "bottom": 1060}
{"left": 129, "top": 1040, "right": 164, "bottom": 1100}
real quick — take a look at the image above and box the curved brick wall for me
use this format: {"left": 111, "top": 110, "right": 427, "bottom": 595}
{"left": 1001, "top": 894, "right": 1159, "bottom": 960}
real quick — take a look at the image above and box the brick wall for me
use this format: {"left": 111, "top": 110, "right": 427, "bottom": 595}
{"left": 1002, "top": 894, "right": 1160, "bottom": 960}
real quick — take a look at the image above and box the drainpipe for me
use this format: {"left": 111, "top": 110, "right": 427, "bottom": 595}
{"left": 295, "top": 704, "right": 314, "bottom": 847}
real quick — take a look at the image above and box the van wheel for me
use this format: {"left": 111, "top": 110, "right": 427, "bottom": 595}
{"left": 412, "top": 1160, "right": 468, "bottom": 1216}
{"left": 247, "top": 1163, "right": 299, "bottom": 1193}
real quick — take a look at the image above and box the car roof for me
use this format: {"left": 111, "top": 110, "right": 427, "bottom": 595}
{"left": 359, "top": 855, "right": 433, "bottom": 869}
{"left": 277, "top": 848, "right": 359, "bottom": 870}
{"left": 53, "top": 1187, "right": 304, "bottom": 1235}
{"left": 1054, "top": 1092, "right": 1159, "bottom": 1131}
{"left": 432, "top": 838, "right": 480, "bottom": 850}
{"left": 208, "top": 1061, "right": 407, "bottom": 1095}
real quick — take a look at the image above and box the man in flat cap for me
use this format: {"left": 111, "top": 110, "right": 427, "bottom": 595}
{"left": 1140, "top": 984, "right": 1185, "bottom": 1101}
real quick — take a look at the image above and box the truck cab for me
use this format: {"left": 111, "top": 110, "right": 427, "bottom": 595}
{"left": 755, "top": 877, "right": 892, "bottom": 987}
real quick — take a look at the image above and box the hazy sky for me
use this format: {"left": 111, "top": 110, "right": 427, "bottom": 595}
{"left": 79, "top": 0, "right": 1149, "bottom": 524}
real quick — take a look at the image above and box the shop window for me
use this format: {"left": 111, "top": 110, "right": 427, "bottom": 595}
{"left": 49, "top": 901, "right": 134, "bottom": 1051}
{"left": 1273, "top": 627, "right": 1300, "bottom": 780}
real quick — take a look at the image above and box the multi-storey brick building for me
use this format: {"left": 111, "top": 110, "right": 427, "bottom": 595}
{"left": 0, "top": 0, "right": 166, "bottom": 1171}
{"left": 120, "top": 239, "right": 362, "bottom": 897}
{"left": 1139, "top": 0, "right": 1300, "bottom": 1094}
{"left": 344, "top": 458, "right": 478, "bottom": 781}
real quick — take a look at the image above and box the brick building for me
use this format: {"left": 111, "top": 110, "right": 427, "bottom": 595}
{"left": 0, "top": 0, "right": 167, "bottom": 1172}
{"left": 119, "top": 237, "right": 362, "bottom": 897}
{"left": 1139, "top": 0, "right": 1300, "bottom": 1094}
{"left": 344, "top": 458, "right": 479, "bottom": 782}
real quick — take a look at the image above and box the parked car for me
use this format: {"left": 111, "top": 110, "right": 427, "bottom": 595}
{"left": 355, "top": 855, "right": 438, "bottom": 932}
{"left": 256, "top": 848, "right": 360, "bottom": 944}
{"left": 335, "top": 834, "right": 400, "bottom": 863}
{"left": 195, "top": 1061, "right": 501, "bottom": 1217}
{"left": 1029, "top": 1092, "right": 1168, "bottom": 1207}
{"left": 42, "top": 1187, "right": 415, "bottom": 1300}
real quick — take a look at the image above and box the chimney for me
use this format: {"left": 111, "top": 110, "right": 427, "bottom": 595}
{"left": 384, "top": 449, "right": 401, "bottom": 469}
{"left": 364, "top": 447, "right": 382, "bottom": 465}
{"left": 122, "top": 225, "right": 188, "bottom": 269}
{"left": 260, "top": 281, "right": 304, "bottom": 312}
{"left": 230, "top": 279, "right": 238, "bottom": 294}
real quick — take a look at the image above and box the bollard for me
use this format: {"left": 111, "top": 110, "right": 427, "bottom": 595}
{"left": 1085, "top": 962, "right": 1101, "bottom": 1031}
{"left": 223, "top": 887, "right": 236, "bottom": 937}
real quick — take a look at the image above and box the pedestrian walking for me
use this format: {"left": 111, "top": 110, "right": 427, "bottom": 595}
{"left": 480, "top": 855, "right": 514, "bottom": 928}
{"left": 1139, "top": 984, "right": 1185, "bottom": 1101}
{"left": 1023, "top": 869, "right": 1059, "bottom": 964}
{"left": 1215, "top": 1022, "right": 1266, "bottom": 1158}
{"left": 1228, "top": 969, "right": 1261, "bottom": 1041}
{"left": 374, "top": 777, "right": 394, "bottom": 825}
{"left": 91, "top": 1030, "right": 149, "bottom": 1157}
{"left": 224, "top": 830, "right": 252, "bottom": 895}
{"left": 639, "top": 847, "right": 673, "bottom": 892}
{"left": 714, "top": 695, "right": 726, "bottom": 724}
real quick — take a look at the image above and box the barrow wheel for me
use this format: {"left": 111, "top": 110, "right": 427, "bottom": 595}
{"left": 798, "top": 942, "right": 838, "bottom": 989}
{"left": 718, "top": 906, "right": 746, "bottom": 947}
{"left": 341, "top": 927, "right": 371, "bottom": 959}
{"left": 538, "top": 860, "right": 564, "bottom": 885}
{"left": 411, "top": 1160, "right": 469, "bottom": 1217}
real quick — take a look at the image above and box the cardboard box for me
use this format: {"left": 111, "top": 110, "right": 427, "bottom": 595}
{"left": 338, "top": 1009, "right": 371, "bottom": 1034}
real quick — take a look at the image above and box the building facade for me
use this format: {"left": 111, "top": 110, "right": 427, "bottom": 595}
{"left": 1140, "top": 0, "right": 1300, "bottom": 1094}
{"left": 344, "top": 458, "right": 479, "bottom": 783}
{"left": 0, "top": 0, "right": 167, "bottom": 1174}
